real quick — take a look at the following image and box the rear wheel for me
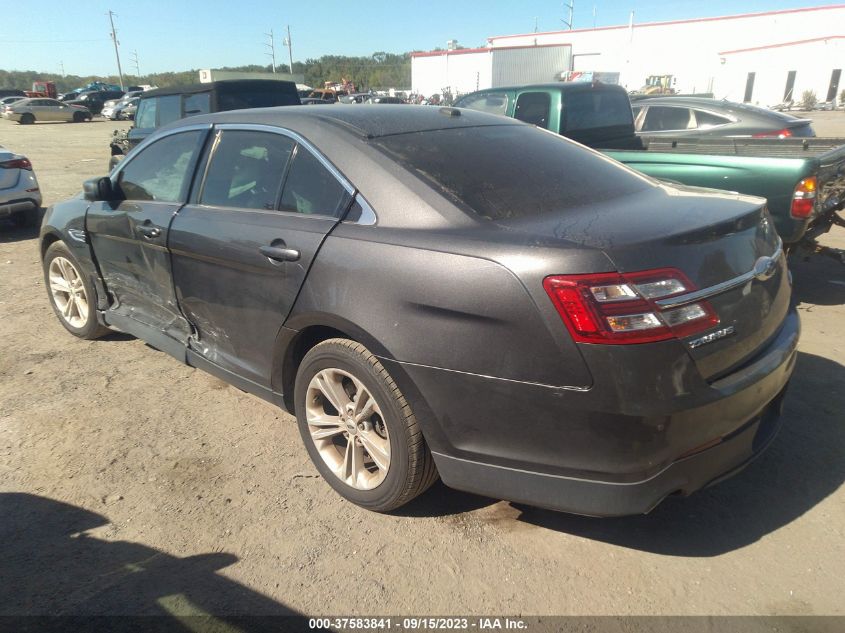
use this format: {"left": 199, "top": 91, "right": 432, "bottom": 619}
{"left": 19, "top": 113, "right": 35, "bottom": 125}
{"left": 42, "top": 241, "right": 110, "bottom": 339}
{"left": 294, "top": 339, "right": 438, "bottom": 511}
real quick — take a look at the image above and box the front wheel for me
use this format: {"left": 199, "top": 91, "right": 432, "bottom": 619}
{"left": 72, "top": 111, "right": 85, "bottom": 123}
{"left": 42, "top": 241, "right": 110, "bottom": 339}
{"left": 294, "top": 339, "right": 438, "bottom": 511}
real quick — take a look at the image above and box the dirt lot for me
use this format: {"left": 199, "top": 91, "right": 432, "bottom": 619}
{"left": 1, "top": 114, "right": 844, "bottom": 620}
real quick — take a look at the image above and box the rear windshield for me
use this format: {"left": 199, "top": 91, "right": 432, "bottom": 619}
{"left": 373, "top": 125, "right": 651, "bottom": 221}
{"left": 218, "top": 89, "right": 299, "bottom": 110}
{"left": 562, "top": 89, "right": 634, "bottom": 132}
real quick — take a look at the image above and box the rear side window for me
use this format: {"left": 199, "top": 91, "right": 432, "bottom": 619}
{"left": 562, "top": 90, "right": 633, "bottom": 132}
{"left": 514, "top": 92, "right": 551, "bottom": 129}
{"left": 135, "top": 99, "right": 156, "bottom": 128}
{"left": 456, "top": 92, "right": 510, "bottom": 116}
{"left": 641, "top": 106, "right": 694, "bottom": 131}
{"left": 374, "top": 125, "right": 651, "bottom": 221}
{"left": 200, "top": 130, "right": 295, "bottom": 210}
{"left": 118, "top": 131, "right": 203, "bottom": 202}
{"left": 158, "top": 95, "right": 181, "bottom": 126}
{"left": 279, "top": 147, "right": 350, "bottom": 217}
{"left": 693, "top": 110, "right": 731, "bottom": 128}
{"left": 183, "top": 93, "right": 210, "bottom": 117}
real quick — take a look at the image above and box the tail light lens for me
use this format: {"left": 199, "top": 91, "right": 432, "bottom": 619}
{"left": 790, "top": 176, "right": 817, "bottom": 219}
{"left": 752, "top": 128, "right": 793, "bottom": 138}
{"left": 0, "top": 158, "right": 32, "bottom": 170}
{"left": 543, "top": 268, "right": 719, "bottom": 345}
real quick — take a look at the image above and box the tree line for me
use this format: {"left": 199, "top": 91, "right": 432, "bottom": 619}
{"left": 0, "top": 51, "right": 412, "bottom": 93}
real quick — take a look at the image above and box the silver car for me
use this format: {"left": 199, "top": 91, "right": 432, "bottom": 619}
{"left": 2, "top": 98, "right": 92, "bottom": 124}
{"left": 0, "top": 146, "right": 42, "bottom": 226}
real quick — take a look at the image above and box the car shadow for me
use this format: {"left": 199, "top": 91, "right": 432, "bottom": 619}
{"left": 789, "top": 251, "right": 845, "bottom": 306}
{"left": 0, "top": 493, "right": 302, "bottom": 629}
{"left": 0, "top": 214, "right": 41, "bottom": 242}
{"left": 503, "top": 351, "right": 845, "bottom": 556}
{"left": 391, "top": 480, "right": 498, "bottom": 518}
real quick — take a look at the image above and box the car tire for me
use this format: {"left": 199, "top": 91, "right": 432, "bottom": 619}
{"left": 19, "top": 113, "right": 35, "bottom": 125}
{"left": 72, "top": 111, "right": 85, "bottom": 123}
{"left": 294, "top": 338, "right": 438, "bottom": 512}
{"left": 42, "top": 241, "right": 110, "bottom": 340}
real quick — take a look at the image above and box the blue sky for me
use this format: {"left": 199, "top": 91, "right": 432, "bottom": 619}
{"left": 1, "top": 1, "right": 840, "bottom": 76}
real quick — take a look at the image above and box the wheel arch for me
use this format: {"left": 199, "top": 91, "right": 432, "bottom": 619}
{"left": 274, "top": 314, "right": 388, "bottom": 413}
{"left": 273, "top": 314, "right": 446, "bottom": 454}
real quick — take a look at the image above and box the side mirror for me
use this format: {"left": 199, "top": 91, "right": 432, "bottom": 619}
{"left": 83, "top": 176, "right": 117, "bottom": 202}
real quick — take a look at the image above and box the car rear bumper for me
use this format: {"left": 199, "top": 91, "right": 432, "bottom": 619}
{"left": 386, "top": 307, "right": 799, "bottom": 516}
{"left": 432, "top": 386, "right": 787, "bottom": 516}
{"left": 0, "top": 197, "right": 41, "bottom": 218}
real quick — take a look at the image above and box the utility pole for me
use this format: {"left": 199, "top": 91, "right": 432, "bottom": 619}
{"left": 534, "top": 17, "right": 538, "bottom": 33}
{"left": 59, "top": 61, "right": 65, "bottom": 76}
{"left": 130, "top": 50, "right": 140, "bottom": 81}
{"left": 561, "top": 1, "right": 574, "bottom": 30}
{"left": 283, "top": 25, "right": 293, "bottom": 74}
{"left": 107, "top": 10, "right": 125, "bottom": 90}
{"left": 264, "top": 29, "right": 276, "bottom": 73}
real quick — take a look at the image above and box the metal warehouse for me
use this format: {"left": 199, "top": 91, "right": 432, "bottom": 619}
{"left": 412, "top": 4, "right": 844, "bottom": 107}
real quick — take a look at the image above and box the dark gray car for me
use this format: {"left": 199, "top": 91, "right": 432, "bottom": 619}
{"left": 632, "top": 97, "right": 815, "bottom": 138}
{"left": 38, "top": 105, "right": 798, "bottom": 516}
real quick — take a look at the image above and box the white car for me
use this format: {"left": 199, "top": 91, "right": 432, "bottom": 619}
{"left": 2, "top": 98, "right": 92, "bottom": 124}
{"left": 0, "top": 146, "right": 42, "bottom": 226}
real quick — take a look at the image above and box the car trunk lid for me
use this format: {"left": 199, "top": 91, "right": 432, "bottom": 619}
{"left": 503, "top": 184, "right": 789, "bottom": 380}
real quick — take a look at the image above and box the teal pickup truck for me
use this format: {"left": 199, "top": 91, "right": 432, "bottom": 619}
{"left": 454, "top": 83, "right": 845, "bottom": 247}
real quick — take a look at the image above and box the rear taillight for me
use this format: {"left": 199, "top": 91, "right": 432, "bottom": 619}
{"left": 0, "top": 158, "right": 32, "bottom": 170}
{"left": 790, "top": 176, "right": 817, "bottom": 219}
{"left": 752, "top": 128, "right": 793, "bottom": 138}
{"left": 543, "top": 268, "right": 718, "bottom": 345}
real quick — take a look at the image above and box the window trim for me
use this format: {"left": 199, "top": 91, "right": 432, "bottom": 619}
{"left": 193, "top": 123, "right": 358, "bottom": 221}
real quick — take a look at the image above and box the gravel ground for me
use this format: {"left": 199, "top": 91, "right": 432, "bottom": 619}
{"left": 1, "top": 114, "right": 844, "bottom": 620}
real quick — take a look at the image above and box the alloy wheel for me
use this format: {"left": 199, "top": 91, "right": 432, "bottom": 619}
{"left": 48, "top": 256, "right": 90, "bottom": 329}
{"left": 305, "top": 368, "right": 391, "bottom": 490}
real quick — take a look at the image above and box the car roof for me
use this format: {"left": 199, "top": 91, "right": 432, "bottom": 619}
{"left": 141, "top": 79, "right": 297, "bottom": 99}
{"left": 176, "top": 104, "right": 522, "bottom": 139}
{"left": 465, "top": 82, "right": 628, "bottom": 94}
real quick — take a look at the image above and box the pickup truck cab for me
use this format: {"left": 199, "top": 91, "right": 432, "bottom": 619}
{"left": 455, "top": 83, "right": 845, "bottom": 246}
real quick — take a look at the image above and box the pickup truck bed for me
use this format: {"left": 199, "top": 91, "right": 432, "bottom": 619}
{"left": 606, "top": 137, "right": 845, "bottom": 244}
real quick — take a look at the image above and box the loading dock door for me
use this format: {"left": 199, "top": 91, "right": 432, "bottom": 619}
{"left": 744, "top": 72, "right": 756, "bottom": 103}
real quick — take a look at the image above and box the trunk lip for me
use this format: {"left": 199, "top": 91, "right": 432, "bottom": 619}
{"left": 655, "top": 238, "right": 784, "bottom": 310}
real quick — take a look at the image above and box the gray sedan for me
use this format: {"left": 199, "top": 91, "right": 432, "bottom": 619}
{"left": 3, "top": 98, "right": 92, "bottom": 124}
{"left": 38, "top": 106, "right": 796, "bottom": 516}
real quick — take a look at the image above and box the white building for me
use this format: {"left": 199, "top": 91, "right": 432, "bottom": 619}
{"left": 412, "top": 4, "right": 845, "bottom": 107}
{"left": 411, "top": 44, "right": 572, "bottom": 97}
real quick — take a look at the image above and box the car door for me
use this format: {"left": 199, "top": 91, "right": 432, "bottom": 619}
{"left": 29, "top": 99, "right": 51, "bottom": 121}
{"left": 85, "top": 126, "right": 209, "bottom": 357}
{"left": 169, "top": 125, "right": 353, "bottom": 389}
